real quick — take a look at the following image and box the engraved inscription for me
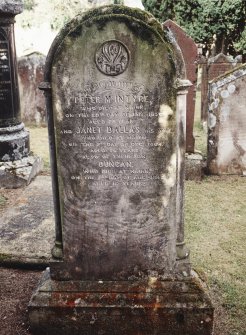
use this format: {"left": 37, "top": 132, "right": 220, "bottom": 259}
{"left": 95, "top": 40, "right": 129, "bottom": 76}
{"left": 60, "top": 78, "right": 165, "bottom": 190}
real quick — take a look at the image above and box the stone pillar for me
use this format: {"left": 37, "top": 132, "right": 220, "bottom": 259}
{"left": 176, "top": 79, "right": 191, "bottom": 266}
{"left": 163, "top": 20, "right": 198, "bottom": 153}
{"left": 0, "top": 1, "right": 43, "bottom": 188}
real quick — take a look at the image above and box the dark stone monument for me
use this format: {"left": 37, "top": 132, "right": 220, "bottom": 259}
{"left": 163, "top": 20, "right": 198, "bottom": 153}
{"left": 0, "top": 0, "right": 29, "bottom": 161}
{"left": 18, "top": 52, "right": 46, "bottom": 126}
{"left": 0, "top": 0, "right": 43, "bottom": 188}
{"left": 29, "top": 5, "right": 214, "bottom": 335}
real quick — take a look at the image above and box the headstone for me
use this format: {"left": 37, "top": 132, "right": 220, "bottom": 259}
{"left": 163, "top": 20, "right": 198, "bottom": 153}
{"left": 200, "top": 53, "right": 235, "bottom": 122}
{"left": 18, "top": 52, "right": 46, "bottom": 126}
{"left": 29, "top": 6, "right": 213, "bottom": 335}
{"left": 0, "top": 0, "right": 43, "bottom": 188}
{"left": 207, "top": 64, "right": 246, "bottom": 175}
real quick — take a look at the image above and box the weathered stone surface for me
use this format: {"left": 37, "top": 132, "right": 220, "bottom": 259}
{"left": 185, "top": 153, "right": 204, "bottom": 181}
{"left": 29, "top": 268, "right": 214, "bottom": 335}
{"left": 207, "top": 64, "right": 246, "bottom": 175}
{"left": 0, "top": 175, "right": 54, "bottom": 265}
{"left": 200, "top": 53, "right": 238, "bottom": 122}
{"left": 163, "top": 20, "right": 198, "bottom": 153}
{"left": 0, "top": 0, "right": 23, "bottom": 15}
{"left": 18, "top": 52, "right": 46, "bottom": 126}
{"left": 0, "top": 123, "right": 30, "bottom": 161}
{"left": 0, "top": 155, "right": 43, "bottom": 188}
{"left": 29, "top": 5, "right": 213, "bottom": 335}
{"left": 45, "top": 5, "right": 187, "bottom": 281}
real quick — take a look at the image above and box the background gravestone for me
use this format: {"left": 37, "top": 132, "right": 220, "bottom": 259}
{"left": 208, "top": 64, "right": 246, "bottom": 175}
{"left": 29, "top": 6, "right": 213, "bottom": 335}
{"left": 18, "top": 52, "right": 46, "bottom": 126}
{"left": 200, "top": 53, "right": 236, "bottom": 123}
{"left": 163, "top": 20, "right": 198, "bottom": 153}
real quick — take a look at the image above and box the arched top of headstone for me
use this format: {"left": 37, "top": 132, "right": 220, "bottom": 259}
{"left": 163, "top": 20, "right": 196, "bottom": 45}
{"left": 44, "top": 5, "right": 183, "bottom": 82}
{"left": 0, "top": 0, "right": 23, "bottom": 15}
{"left": 209, "top": 63, "right": 246, "bottom": 86}
{"left": 163, "top": 25, "right": 186, "bottom": 80}
{"left": 208, "top": 53, "right": 233, "bottom": 65}
{"left": 163, "top": 19, "right": 197, "bottom": 66}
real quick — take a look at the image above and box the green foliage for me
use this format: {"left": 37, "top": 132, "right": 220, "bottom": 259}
{"left": 142, "top": 0, "right": 246, "bottom": 56}
{"left": 19, "top": 0, "right": 89, "bottom": 31}
{"left": 0, "top": 195, "right": 7, "bottom": 207}
{"left": 23, "top": 0, "right": 36, "bottom": 11}
{"left": 234, "top": 27, "right": 246, "bottom": 56}
{"left": 49, "top": 0, "right": 84, "bottom": 30}
{"left": 142, "top": 0, "right": 176, "bottom": 21}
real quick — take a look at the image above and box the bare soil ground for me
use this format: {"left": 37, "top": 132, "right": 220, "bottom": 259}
{"left": 0, "top": 268, "right": 41, "bottom": 335}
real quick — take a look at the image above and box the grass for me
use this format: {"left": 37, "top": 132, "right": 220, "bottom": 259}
{"left": 0, "top": 195, "right": 7, "bottom": 208}
{"left": 27, "top": 126, "right": 50, "bottom": 171}
{"left": 185, "top": 176, "right": 246, "bottom": 335}
{"left": 194, "top": 91, "right": 207, "bottom": 156}
{"left": 187, "top": 91, "right": 246, "bottom": 335}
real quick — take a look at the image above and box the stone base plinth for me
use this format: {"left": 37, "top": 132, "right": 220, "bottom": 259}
{"left": 28, "top": 269, "right": 214, "bottom": 335}
{"left": 185, "top": 152, "right": 204, "bottom": 181}
{"left": 0, "top": 123, "right": 30, "bottom": 161}
{"left": 0, "top": 156, "right": 43, "bottom": 188}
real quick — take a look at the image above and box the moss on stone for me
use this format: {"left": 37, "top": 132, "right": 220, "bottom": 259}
{"left": 45, "top": 4, "right": 180, "bottom": 82}
{"left": 0, "top": 195, "right": 7, "bottom": 207}
{"left": 0, "top": 253, "right": 10, "bottom": 261}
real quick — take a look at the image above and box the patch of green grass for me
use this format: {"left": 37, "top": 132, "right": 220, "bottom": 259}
{"left": 185, "top": 176, "right": 246, "bottom": 335}
{"left": 28, "top": 127, "right": 50, "bottom": 171}
{"left": 0, "top": 195, "right": 7, "bottom": 207}
{"left": 194, "top": 91, "right": 207, "bottom": 155}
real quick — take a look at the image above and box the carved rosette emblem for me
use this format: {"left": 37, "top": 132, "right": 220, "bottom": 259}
{"left": 95, "top": 40, "right": 129, "bottom": 76}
